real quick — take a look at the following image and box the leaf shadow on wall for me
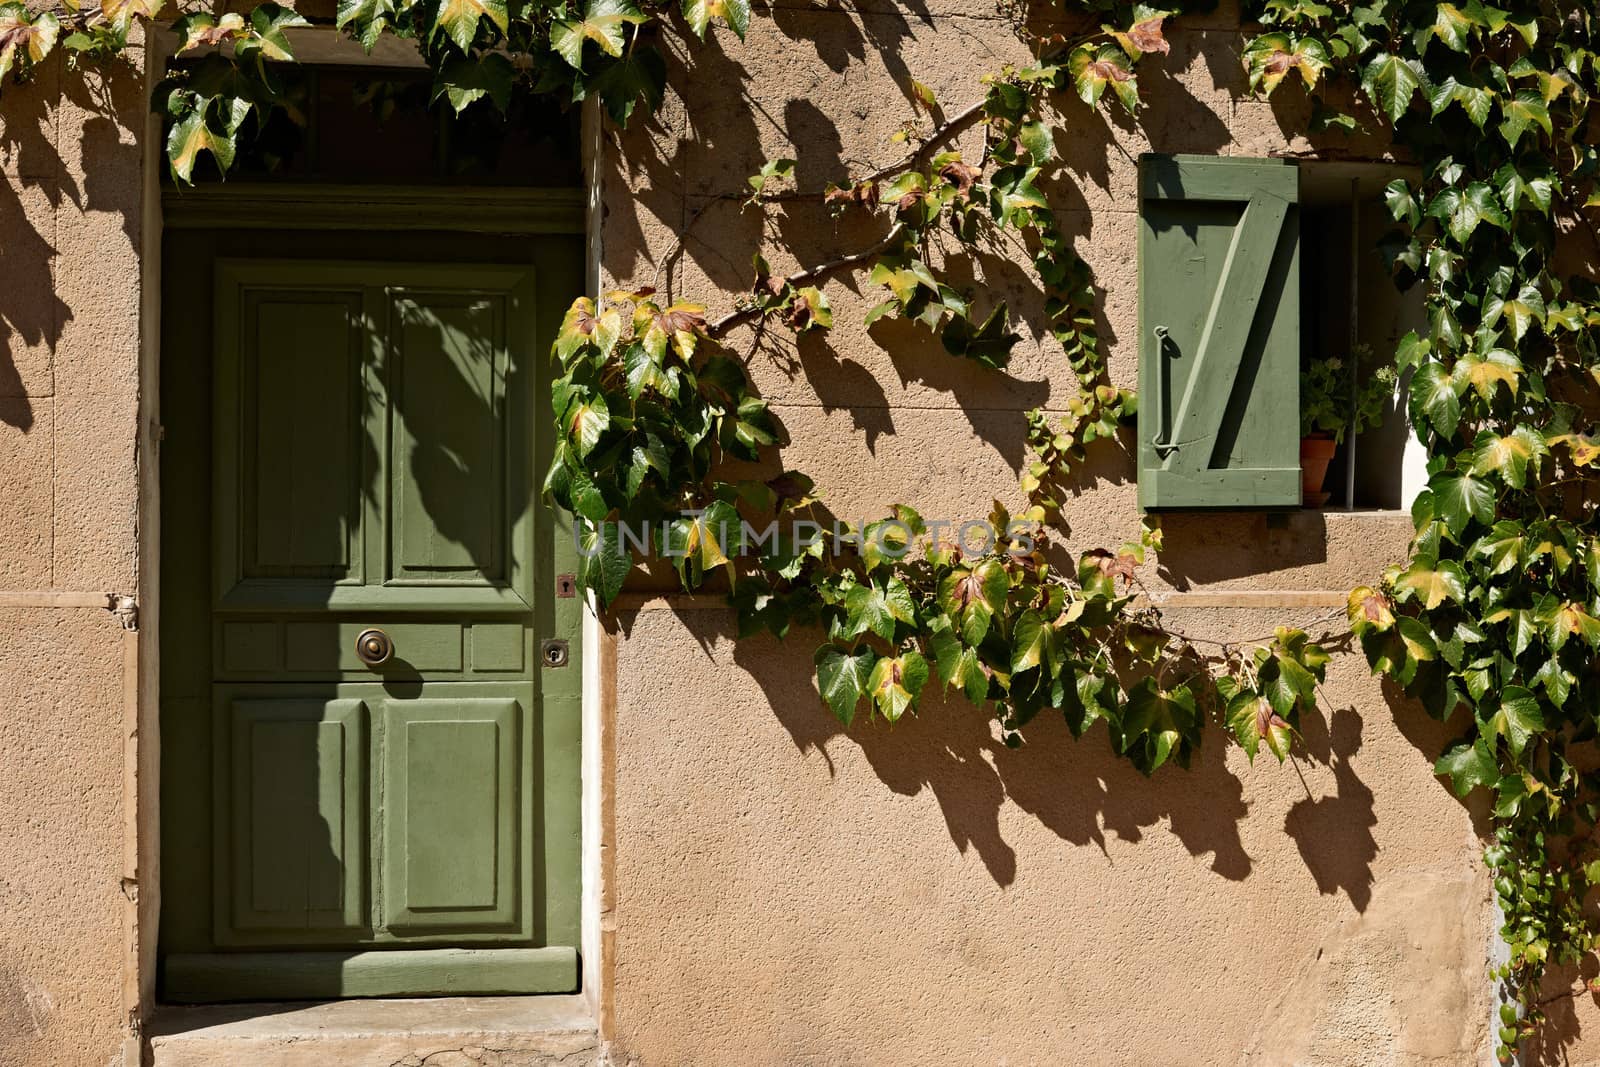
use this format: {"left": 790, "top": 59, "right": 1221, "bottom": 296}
{"left": 0, "top": 56, "right": 142, "bottom": 432}
{"left": 1525, "top": 955, "right": 1600, "bottom": 1067}
{"left": 1284, "top": 703, "right": 1376, "bottom": 912}
{"left": 726, "top": 627, "right": 1254, "bottom": 889}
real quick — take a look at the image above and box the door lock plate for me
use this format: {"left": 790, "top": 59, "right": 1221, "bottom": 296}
{"left": 540, "top": 638, "right": 570, "bottom": 668}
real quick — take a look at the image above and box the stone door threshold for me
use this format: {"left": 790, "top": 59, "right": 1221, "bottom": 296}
{"left": 147, "top": 994, "right": 599, "bottom": 1066}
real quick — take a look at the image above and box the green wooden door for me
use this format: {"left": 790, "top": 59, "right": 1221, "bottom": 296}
{"left": 1137, "top": 154, "right": 1302, "bottom": 509}
{"left": 160, "top": 242, "right": 583, "bottom": 1002}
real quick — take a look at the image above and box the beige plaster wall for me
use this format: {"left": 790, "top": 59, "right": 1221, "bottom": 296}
{"left": 597, "top": 3, "right": 1499, "bottom": 1064}
{"left": 0, "top": 5, "right": 1545, "bottom": 1066}
{"left": 0, "top": 42, "right": 146, "bottom": 1067}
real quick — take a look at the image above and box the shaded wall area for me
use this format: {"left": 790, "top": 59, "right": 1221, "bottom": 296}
{"left": 596, "top": 1, "right": 1496, "bottom": 1063}
{"left": 0, "top": 45, "right": 145, "bottom": 1067}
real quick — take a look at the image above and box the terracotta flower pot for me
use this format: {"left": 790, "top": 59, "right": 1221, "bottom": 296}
{"left": 1300, "top": 433, "right": 1337, "bottom": 507}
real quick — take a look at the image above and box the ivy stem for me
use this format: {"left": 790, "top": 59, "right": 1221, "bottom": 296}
{"left": 708, "top": 221, "right": 909, "bottom": 337}
{"left": 688, "top": 96, "right": 989, "bottom": 333}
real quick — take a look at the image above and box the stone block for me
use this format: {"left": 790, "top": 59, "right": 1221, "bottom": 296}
{"left": 0, "top": 397, "right": 52, "bottom": 587}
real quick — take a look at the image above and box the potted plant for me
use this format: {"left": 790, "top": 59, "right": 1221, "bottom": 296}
{"left": 1300, "top": 346, "right": 1397, "bottom": 506}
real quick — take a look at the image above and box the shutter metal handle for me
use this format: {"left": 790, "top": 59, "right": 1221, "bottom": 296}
{"left": 355, "top": 628, "right": 393, "bottom": 668}
{"left": 1150, "top": 325, "right": 1179, "bottom": 458}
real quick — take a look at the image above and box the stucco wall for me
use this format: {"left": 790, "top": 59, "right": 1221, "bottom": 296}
{"left": 596, "top": 3, "right": 1498, "bottom": 1064}
{"left": 0, "top": 40, "right": 146, "bottom": 1067}
{"left": 0, "top": 4, "right": 1548, "bottom": 1065}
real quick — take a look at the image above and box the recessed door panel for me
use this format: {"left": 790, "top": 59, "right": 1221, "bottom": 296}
{"left": 383, "top": 698, "right": 523, "bottom": 932}
{"left": 390, "top": 292, "right": 506, "bottom": 585}
{"left": 219, "top": 697, "right": 368, "bottom": 944}
{"left": 241, "top": 290, "right": 365, "bottom": 580}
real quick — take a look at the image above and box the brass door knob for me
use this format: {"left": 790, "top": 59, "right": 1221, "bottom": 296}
{"left": 355, "top": 628, "right": 393, "bottom": 667}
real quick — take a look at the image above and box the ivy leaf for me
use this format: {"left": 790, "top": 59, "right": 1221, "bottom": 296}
{"left": 746, "top": 157, "right": 795, "bottom": 201}
{"left": 1494, "top": 162, "right": 1553, "bottom": 215}
{"left": 1309, "top": 97, "right": 1361, "bottom": 134}
{"left": 432, "top": 52, "right": 515, "bottom": 113}
{"left": 1482, "top": 284, "right": 1545, "bottom": 343}
{"left": 234, "top": 2, "right": 309, "bottom": 63}
{"left": 1473, "top": 520, "right": 1527, "bottom": 576}
{"left": 1361, "top": 52, "right": 1423, "bottom": 124}
{"left": 1545, "top": 601, "right": 1600, "bottom": 651}
{"left": 586, "top": 48, "right": 667, "bottom": 125}
{"left": 1110, "top": 13, "right": 1169, "bottom": 58}
{"left": 165, "top": 108, "right": 236, "bottom": 184}
{"left": 0, "top": 5, "right": 59, "bottom": 79}
{"left": 622, "top": 433, "right": 671, "bottom": 499}
{"left": 1244, "top": 32, "right": 1329, "bottom": 93}
{"left": 718, "top": 395, "right": 780, "bottom": 460}
{"left": 989, "top": 165, "right": 1048, "bottom": 226}
{"left": 556, "top": 297, "right": 622, "bottom": 362}
{"left": 1385, "top": 179, "right": 1421, "bottom": 228}
{"left": 814, "top": 645, "right": 875, "bottom": 726}
{"left": 937, "top": 560, "right": 1008, "bottom": 646}
{"left": 99, "top": 0, "right": 162, "bottom": 32}
{"left": 174, "top": 11, "right": 245, "bottom": 52}
{"left": 1394, "top": 330, "right": 1430, "bottom": 374}
{"left": 928, "top": 624, "right": 989, "bottom": 706}
{"left": 844, "top": 579, "right": 915, "bottom": 643}
{"left": 681, "top": 0, "right": 749, "bottom": 39}
{"left": 1470, "top": 427, "right": 1547, "bottom": 489}
{"left": 1395, "top": 554, "right": 1468, "bottom": 609}
{"left": 1426, "top": 183, "right": 1509, "bottom": 245}
{"left": 1430, "top": 2, "right": 1477, "bottom": 51}
{"left": 1010, "top": 610, "right": 1048, "bottom": 673}
{"left": 1408, "top": 362, "right": 1462, "bottom": 439}
{"left": 1498, "top": 89, "right": 1552, "bottom": 149}
{"left": 868, "top": 651, "right": 929, "bottom": 722}
{"left": 335, "top": 0, "right": 392, "bottom": 50}
{"left": 784, "top": 285, "right": 833, "bottom": 333}
{"left": 1224, "top": 689, "right": 1289, "bottom": 763}
{"left": 563, "top": 391, "right": 610, "bottom": 458}
{"left": 1483, "top": 685, "right": 1544, "bottom": 759}
{"left": 1550, "top": 433, "right": 1600, "bottom": 467}
{"left": 550, "top": 0, "right": 645, "bottom": 69}
{"left": 1450, "top": 347, "right": 1520, "bottom": 401}
{"left": 1430, "top": 470, "right": 1496, "bottom": 537}
{"left": 1427, "top": 77, "right": 1493, "bottom": 128}
{"left": 1120, "top": 679, "right": 1197, "bottom": 774}
{"left": 663, "top": 498, "right": 742, "bottom": 578}
{"left": 429, "top": 0, "right": 508, "bottom": 52}
{"left": 1434, "top": 739, "right": 1498, "bottom": 797}
{"left": 1347, "top": 585, "right": 1396, "bottom": 632}
{"left": 1069, "top": 42, "right": 1138, "bottom": 113}
{"left": 577, "top": 521, "right": 632, "bottom": 605}
{"left": 1532, "top": 659, "right": 1571, "bottom": 709}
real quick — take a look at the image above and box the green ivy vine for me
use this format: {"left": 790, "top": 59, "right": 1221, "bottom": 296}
{"left": 1236, "top": 1, "right": 1600, "bottom": 1057}
{"left": 4, "top": 0, "right": 1600, "bottom": 1058}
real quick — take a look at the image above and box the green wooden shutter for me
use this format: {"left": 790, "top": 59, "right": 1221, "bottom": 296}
{"left": 1137, "top": 154, "right": 1301, "bottom": 509}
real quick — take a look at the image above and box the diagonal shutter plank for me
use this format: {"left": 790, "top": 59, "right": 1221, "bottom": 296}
{"left": 1163, "top": 191, "right": 1290, "bottom": 474}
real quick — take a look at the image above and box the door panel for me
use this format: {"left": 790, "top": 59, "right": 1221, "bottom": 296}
{"left": 383, "top": 698, "right": 522, "bottom": 932}
{"left": 390, "top": 291, "right": 507, "bottom": 584}
{"left": 219, "top": 697, "right": 368, "bottom": 945}
{"left": 214, "top": 262, "right": 537, "bottom": 613}
{"left": 242, "top": 290, "right": 365, "bottom": 579}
